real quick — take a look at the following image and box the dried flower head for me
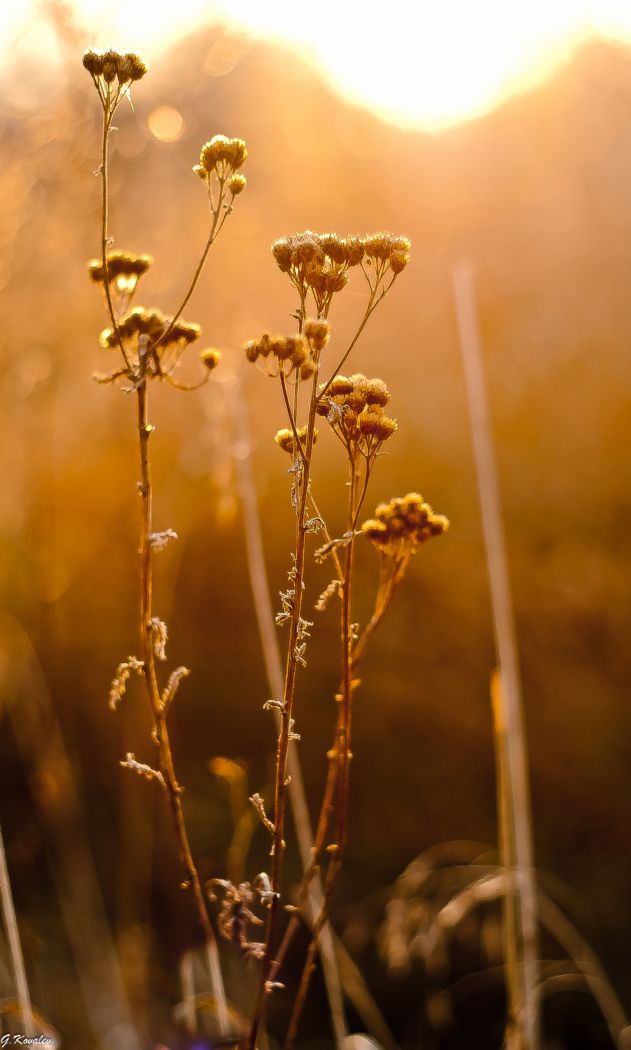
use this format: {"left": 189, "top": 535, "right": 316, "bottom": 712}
{"left": 200, "top": 348, "right": 221, "bottom": 371}
{"left": 270, "top": 231, "right": 366, "bottom": 313}
{"left": 316, "top": 372, "right": 396, "bottom": 457}
{"left": 303, "top": 318, "right": 330, "bottom": 353}
{"left": 361, "top": 233, "right": 411, "bottom": 279}
{"left": 244, "top": 332, "right": 313, "bottom": 379}
{"left": 362, "top": 493, "right": 449, "bottom": 557}
{"left": 88, "top": 250, "right": 153, "bottom": 298}
{"left": 274, "top": 426, "right": 318, "bottom": 455}
{"left": 197, "top": 135, "right": 248, "bottom": 178}
{"left": 229, "top": 173, "right": 247, "bottom": 196}
{"left": 83, "top": 49, "right": 148, "bottom": 91}
{"left": 99, "top": 307, "right": 201, "bottom": 378}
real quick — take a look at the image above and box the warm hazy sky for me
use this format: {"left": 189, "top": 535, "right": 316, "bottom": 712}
{"left": 4, "top": 0, "right": 631, "bottom": 128}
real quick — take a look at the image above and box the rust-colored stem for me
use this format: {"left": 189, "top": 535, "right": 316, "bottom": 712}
{"left": 135, "top": 372, "right": 229, "bottom": 1036}
{"left": 247, "top": 357, "right": 321, "bottom": 1050}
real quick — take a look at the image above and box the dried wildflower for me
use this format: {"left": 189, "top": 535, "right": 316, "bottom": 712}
{"left": 274, "top": 426, "right": 318, "bottom": 455}
{"left": 99, "top": 306, "right": 201, "bottom": 379}
{"left": 88, "top": 250, "right": 153, "bottom": 300}
{"left": 304, "top": 318, "right": 330, "bottom": 352}
{"left": 270, "top": 231, "right": 367, "bottom": 313}
{"left": 83, "top": 49, "right": 148, "bottom": 93}
{"left": 244, "top": 332, "right": 313, "bottom": 379}
{"left": 362, "top": 493, "right": 449, "bottom": 557}
{"left": 229, "top": 173, "right": 247, "bottom": 196}
{"left": 362, "top": 232, "right": 411, "bottom": 263}
{"left": 198, "top": 135, "right": 248, "bottom": 177}
{"left": 200, "top": 348, "right": 221, "bottom": 371}
{"left": 316, "top": 372, "right": 397, "bottom": 457}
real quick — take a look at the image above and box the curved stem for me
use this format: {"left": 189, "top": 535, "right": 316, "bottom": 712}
{"left": 151, "top": 180, "right": 229, "bottom": 353}
{"left": 135, "top": 372, "right": 229, "bottom": 1037}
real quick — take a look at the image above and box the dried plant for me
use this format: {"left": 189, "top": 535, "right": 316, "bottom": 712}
{"left": 83, "top": 46, "right": 449, "bottom": 1049}
{"left": 241, "top": 231, "right": 448, "bottom": 1047}
{"left": 83, "top": 47, "right": 249, "bottom": 1041}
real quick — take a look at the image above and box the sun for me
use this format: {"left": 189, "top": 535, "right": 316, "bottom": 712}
{"left": 5, "top": 0, "right": 631, "bottom": 129}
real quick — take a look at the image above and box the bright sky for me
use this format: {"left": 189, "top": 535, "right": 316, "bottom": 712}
{"left": 3, "top": 0, "right": 631, "bottom": 129}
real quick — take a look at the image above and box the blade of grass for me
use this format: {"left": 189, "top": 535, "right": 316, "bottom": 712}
{"left": 0, "top": 824, "right": 34, "bottom": 1037}
{"left": 453, "top": 264, "right": 540, "bottom": 1050}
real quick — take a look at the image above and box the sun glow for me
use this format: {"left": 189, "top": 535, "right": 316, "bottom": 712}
{"left": 4, "top": 0, "right": 631, "bottom": 129}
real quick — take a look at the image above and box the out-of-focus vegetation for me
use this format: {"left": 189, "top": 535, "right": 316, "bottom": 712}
{"left": 1, "top": 7, "right": 631, "bottom": 1047}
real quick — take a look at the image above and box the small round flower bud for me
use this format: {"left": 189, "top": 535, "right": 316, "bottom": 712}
{"left": 365, "top": 378, "right": 390, "bottom": 406}
{"left": 272, "top": 238, "right": 292, "bottom": 272}
{"left": 229, "top": 173, "right": 247, "bottom": 195}
{"left": 304, "top": 319, "right": 330, "bottom": 352}
{"left": 127, "top": 53, "right": 149, "bottom": 81}
{"left": 389, "top": 251, "right": 409, "bottom": 274}
{"left": 200, "top": 348, "right": 221, "bottom": 371}
{"left": 102, "top": 50, "right": 119, "bottom": 83}
{"left": 83, "top": 50, "right": 103, "bottom": 76}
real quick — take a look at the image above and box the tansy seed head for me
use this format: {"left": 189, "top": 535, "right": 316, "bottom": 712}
{"left": 271, "top": 238, "right": 292, "bottom": 272}
{"left": 358, "top": 412, "right": 398, "bottom": 441}
{"left": 88, "top": 250, "right": 153, "bottom": 285}
{"left": 389, "top": 251, "right": 409, "bottom": 274}
{"left": 83, "top": 49, "right": 104, "bottom": 76}
{"left": 126, "top": 53, "right": 148, "bottom": 81}
{"left": 200, "top": 348, "right": 221, "bottom": 371}
{"left": 304, "top": 319, "right": 330, "bottom": 352}
{"left": 102, "top": 49, "right": 119, "bottom": 83}
{"left": 365, "top": 378, "right": 391, "bottom": 406}
{"left": 274, "top": 426, "right": 317, "bottom": 454}
{"left": 229, "top": 173, "right": 247, "bottom": 195}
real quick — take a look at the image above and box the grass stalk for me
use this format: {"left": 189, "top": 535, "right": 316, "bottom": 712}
{"left": 453, "top": 263, "right": 540, "bottom": 1050}
{"left": 0, "top": 824, "right": 34, "bottom": 1037}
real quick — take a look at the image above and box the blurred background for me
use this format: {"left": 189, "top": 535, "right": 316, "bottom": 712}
{"left": 1, "top": 2, "right": 631, "bottom": 1047}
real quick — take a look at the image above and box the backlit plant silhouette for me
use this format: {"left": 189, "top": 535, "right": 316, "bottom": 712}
{"left": 84, "top": 48, "right": 448, "bottom": 1049}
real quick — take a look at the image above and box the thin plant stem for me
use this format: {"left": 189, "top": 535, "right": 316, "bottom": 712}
{"left": 99, "top": 95, "right": 131, "bottom": 371}
{"left": 491, "top": 670, "right": 522, "bottom": 1050}
{"left": 218, "top": 375, "right": 347, "bottom": 1047}
{"left": 135, "top": 363, "right": 229, "bottom": 1037}
{"left": 453, "top": 263, "right": 540, "bottom": 1050}
{"left": 0, "top": 825, "right": 34, "bottom": 1037}
{"left": 151, "top": 179, "right": 228, "bottom": 354}
{"left": 285, "top": 453, "right": 367, "bottom": 1047}
{"left": 248, "top": 355, "right": 322, "bottom": 1049}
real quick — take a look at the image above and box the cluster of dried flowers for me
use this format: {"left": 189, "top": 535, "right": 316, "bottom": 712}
{"left": 84, "top": 42, "right": 448, "bottom": 1050}
{"left": 363, "top": 493, "right": 449, "bottom": 555}
{"left": 270, "top": 230, "right": 410, "bottom": 316}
